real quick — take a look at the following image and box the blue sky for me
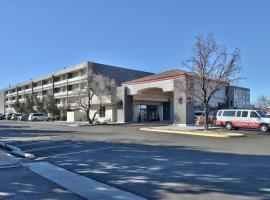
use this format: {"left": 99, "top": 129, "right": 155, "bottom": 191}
{"left": 0, "top": 0, "right": 269, "bottom": 102}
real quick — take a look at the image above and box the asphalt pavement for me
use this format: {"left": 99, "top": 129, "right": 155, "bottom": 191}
{"left": 1, "top": 121, "right": 270, "bottom": 200}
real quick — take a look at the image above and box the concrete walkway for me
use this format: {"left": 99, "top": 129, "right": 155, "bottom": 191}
{"left": 26, "top": 161, "right": 146, "bottom": 200}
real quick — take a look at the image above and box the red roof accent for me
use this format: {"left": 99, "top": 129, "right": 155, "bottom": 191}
{"left": 122, "top": 69, "right": 188, "bottom": 86}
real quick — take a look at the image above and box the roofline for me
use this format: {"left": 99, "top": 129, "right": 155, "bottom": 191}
{"left": 122, "top": 74, "right": 186, "bottom": 86}
{"left": 2, "top": 62, "right": 88, "bottom": 91}
{"left": 2, "top": 61, "right": 153, "bottom": 91}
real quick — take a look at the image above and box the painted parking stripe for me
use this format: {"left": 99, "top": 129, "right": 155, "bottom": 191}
{"left": 26, "top": 143, "right": 84, "bottom": 152}
{"left": 15, "top": 139, "right": 72, "bottom": 148}
{"left": 36, "top": 147, "right": 112, "bottom": 160}
{"left": 26, "top": 162, "right": 146, "bottom": 200}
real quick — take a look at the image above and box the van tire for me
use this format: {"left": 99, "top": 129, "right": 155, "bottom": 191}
{"left": 260, "top": 124, "right": 269, "bottom": 132}
{"left": 225, "top": 122, "right": 233, "bottom": 130}
{"left": 32, "top": 118, "right": 37, "bottom": 122}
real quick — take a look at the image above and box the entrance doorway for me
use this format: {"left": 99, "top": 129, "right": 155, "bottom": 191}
{"left": 138, "top": 105, "right": 160, "bottom": 122}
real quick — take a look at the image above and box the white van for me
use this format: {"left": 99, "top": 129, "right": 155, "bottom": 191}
{"left": 28, "top": 113, "right": 49, "bottom": 122}
{"left": 216, "top": 109, "right": 270, "bottom": 132}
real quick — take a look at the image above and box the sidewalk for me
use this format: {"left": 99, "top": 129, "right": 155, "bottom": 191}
{"left": 0, "top": 150, "right": 84, "bottom": 200}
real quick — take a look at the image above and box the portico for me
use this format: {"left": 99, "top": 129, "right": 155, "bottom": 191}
{"left": 117, "top": 70, "right": 195, "bottom": 125}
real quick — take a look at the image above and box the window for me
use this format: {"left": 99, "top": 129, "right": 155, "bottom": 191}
{"left": 67, "top": 73, "right": 73, "bottom": 79}
{"left": 67, "top": 85, "right": 72, "bottom": 91}
{"left": 237, "top": 111, "right": 241, "bottom": 117}
{"left": 223, "top": 111, "right": 236, "bottom": 117}
{"left": 250, "top": 111, "right": 259, "bottom": 118}
{"left": 100, "top": 106, "right": 106, "bottom": 117}
{"left": 257, "top": 110, "right": 266, "bottom": 118}
{"left": 217, "top": 111, "right": 222, "bottom": 116}
{"left": 242, "top": 111, "right": 248, "bottom": 117}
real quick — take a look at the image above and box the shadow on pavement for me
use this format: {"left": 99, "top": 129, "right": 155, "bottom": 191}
{"left": 37, "top": 140, "right": 270, "bottom": 200}
{"left": 1, "top": 123, "right": 270, "bottom": 200}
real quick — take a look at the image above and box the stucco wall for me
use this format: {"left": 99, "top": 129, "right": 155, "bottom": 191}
{"left": 90, "top": 62, "right": 153, "bottom": 85}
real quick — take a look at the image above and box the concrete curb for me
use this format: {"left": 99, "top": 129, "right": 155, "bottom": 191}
{"left": 26, "top": 161, "right": 147, "bottom": 200}
{"left": 0, "top": 141, "right": 35, "bottom": 159}
{"left": 140, "top": 128, "right": 246, "bottom": 138}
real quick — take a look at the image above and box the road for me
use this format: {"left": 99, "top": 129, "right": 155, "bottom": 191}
{"left": 1, "top": 121, "right": 270, "bottom": 200}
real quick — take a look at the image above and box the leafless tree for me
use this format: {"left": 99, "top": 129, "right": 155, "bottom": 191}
{"left": 255, "top": 95, "right": 270, "bottom": 110}
{"left": 79, "top": 72, "right": 117, "bottom": 124}
{"left": 176, "top": 34, "right": 242, "bottom": 130}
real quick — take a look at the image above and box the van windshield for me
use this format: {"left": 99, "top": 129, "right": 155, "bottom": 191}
{"left": 257, "top": 111, "right": 267, "bottom": 117}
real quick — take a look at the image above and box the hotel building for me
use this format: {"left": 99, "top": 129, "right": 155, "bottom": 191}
{"left": 0, "top": 61, "right": 250, "bottom": 125}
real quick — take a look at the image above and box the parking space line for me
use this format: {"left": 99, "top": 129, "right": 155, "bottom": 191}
{"left": 26, "top": 143, "right": 85, "bottom": 152}
{"left": 15, "top": 139, "right": 71, "bottom": 148}
{"left": 36, "top": 147, "right": 112, "bottom": 160}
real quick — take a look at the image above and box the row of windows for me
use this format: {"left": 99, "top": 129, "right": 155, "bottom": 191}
{"left": 218, "top": 111, "right": 259, "bottom": 118}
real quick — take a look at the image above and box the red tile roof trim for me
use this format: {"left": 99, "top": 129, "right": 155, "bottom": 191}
{"left": 122, "top": 74, "right": 186, "bottom": 86}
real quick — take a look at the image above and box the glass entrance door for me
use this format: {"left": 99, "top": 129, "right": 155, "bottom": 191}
{"left": 138, "top": 104, "right": 160, "bottom": 122}
{"left": 147, "top": 105, "right": 159, "bottom": 121}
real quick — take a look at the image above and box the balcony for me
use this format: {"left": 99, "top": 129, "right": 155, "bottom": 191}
{"left": 54, "top": 91, "right": 67, "bottom": 98}
{"left": 42, "top": 83, "right": 53, "bottom": 89}
{"left": 11, "top": 92, "right": 17, "bottom": 96}
{"left": 54, "top": 80, "right": 67, "bottom": 87}
{"left": 24, "top": 88, "right": 32, "bottom": 93}
{"left": 33, "top": 86, "right": 42, "bottom": 92}
{"left": 67, "top": 89, "right": 84, "bottom": 96}
{"left": 6, "top": 100, "right": 16, "bottom": 104}
{"left": 68, "top": 75, "right": 87, "bottom": 84}
{"left": 18, "top": 90, "right": 24, "bottom": 95}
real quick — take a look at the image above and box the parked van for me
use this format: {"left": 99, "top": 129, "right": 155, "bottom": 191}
{"left": 28, "top": 113, "right": 49, "bottom": 122}
{"left": 216, "top": 109, "right": 270, "bottom": 132}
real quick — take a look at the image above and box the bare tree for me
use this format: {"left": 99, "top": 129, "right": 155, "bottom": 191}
{"left": 79, "top": 73, "right": 117, "bottom": 124}
{"left": 255, "top": 95, "right": 270, "bottom": 110}
{"left": 177, "top": 34, "right": 242, "bottom": 130}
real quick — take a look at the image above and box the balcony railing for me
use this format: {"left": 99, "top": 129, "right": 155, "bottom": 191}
{"left": 68, "top": 75, "right": 87, "bottom": 84}
{"left": 18, "top": 90, "right": 24, "bottom": 95}
{"left": 42, "top": 83, "right": 53, "bottom": 89}
{"left": 33, "top": 86, "right": 42, "bottom": 92}
{"left": 24, "top": 88, "right": 32, "bottom": 93}
{"left": 54, "top": 80, "right": 67, "bottom": 86}
{"left": 54, "top": 91, "right": 67, "bottom": 97}
{"left": 6, "top": 100, "right": 16, "bottom": 104}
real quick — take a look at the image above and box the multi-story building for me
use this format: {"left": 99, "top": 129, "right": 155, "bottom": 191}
{"left": 226, "top": 86, "right": 251, "bottom": 109}
{"left": 0, "top": 62, "right": 152, "bottom": 121}
{"left": 0, "top": 62, "right": 251, "bottom": 125}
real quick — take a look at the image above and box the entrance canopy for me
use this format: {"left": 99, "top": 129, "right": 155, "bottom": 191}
{"left": 122, "top": 69, "right": 187, "bottom": 95}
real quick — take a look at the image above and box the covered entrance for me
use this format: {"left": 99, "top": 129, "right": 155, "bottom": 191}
{"left": 138, "top": 105, "right": 160, "bottom": 122}
{"left": 131, "top": 88, "right": 173, "bottom": 122}
{"left": 118, "top": 69, "right": 195, "bottom": 125}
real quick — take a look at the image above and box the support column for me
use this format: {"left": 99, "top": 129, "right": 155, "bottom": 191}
{"left": 116, "top": 87, "right": 133, "bottom": 123}
{"left": 123, "top": 87, "right": 133, "bottom": 122}
{"left": 173, "top": 79, "right": 194, "bottom": 125}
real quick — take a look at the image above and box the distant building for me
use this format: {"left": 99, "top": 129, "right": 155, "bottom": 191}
{"left": 226, "top": 86, "right": 251, "bottom": 109}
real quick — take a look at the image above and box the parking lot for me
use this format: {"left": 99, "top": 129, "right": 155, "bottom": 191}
{"left": 1, "top": 120, "right": 270, "bottom": 200}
